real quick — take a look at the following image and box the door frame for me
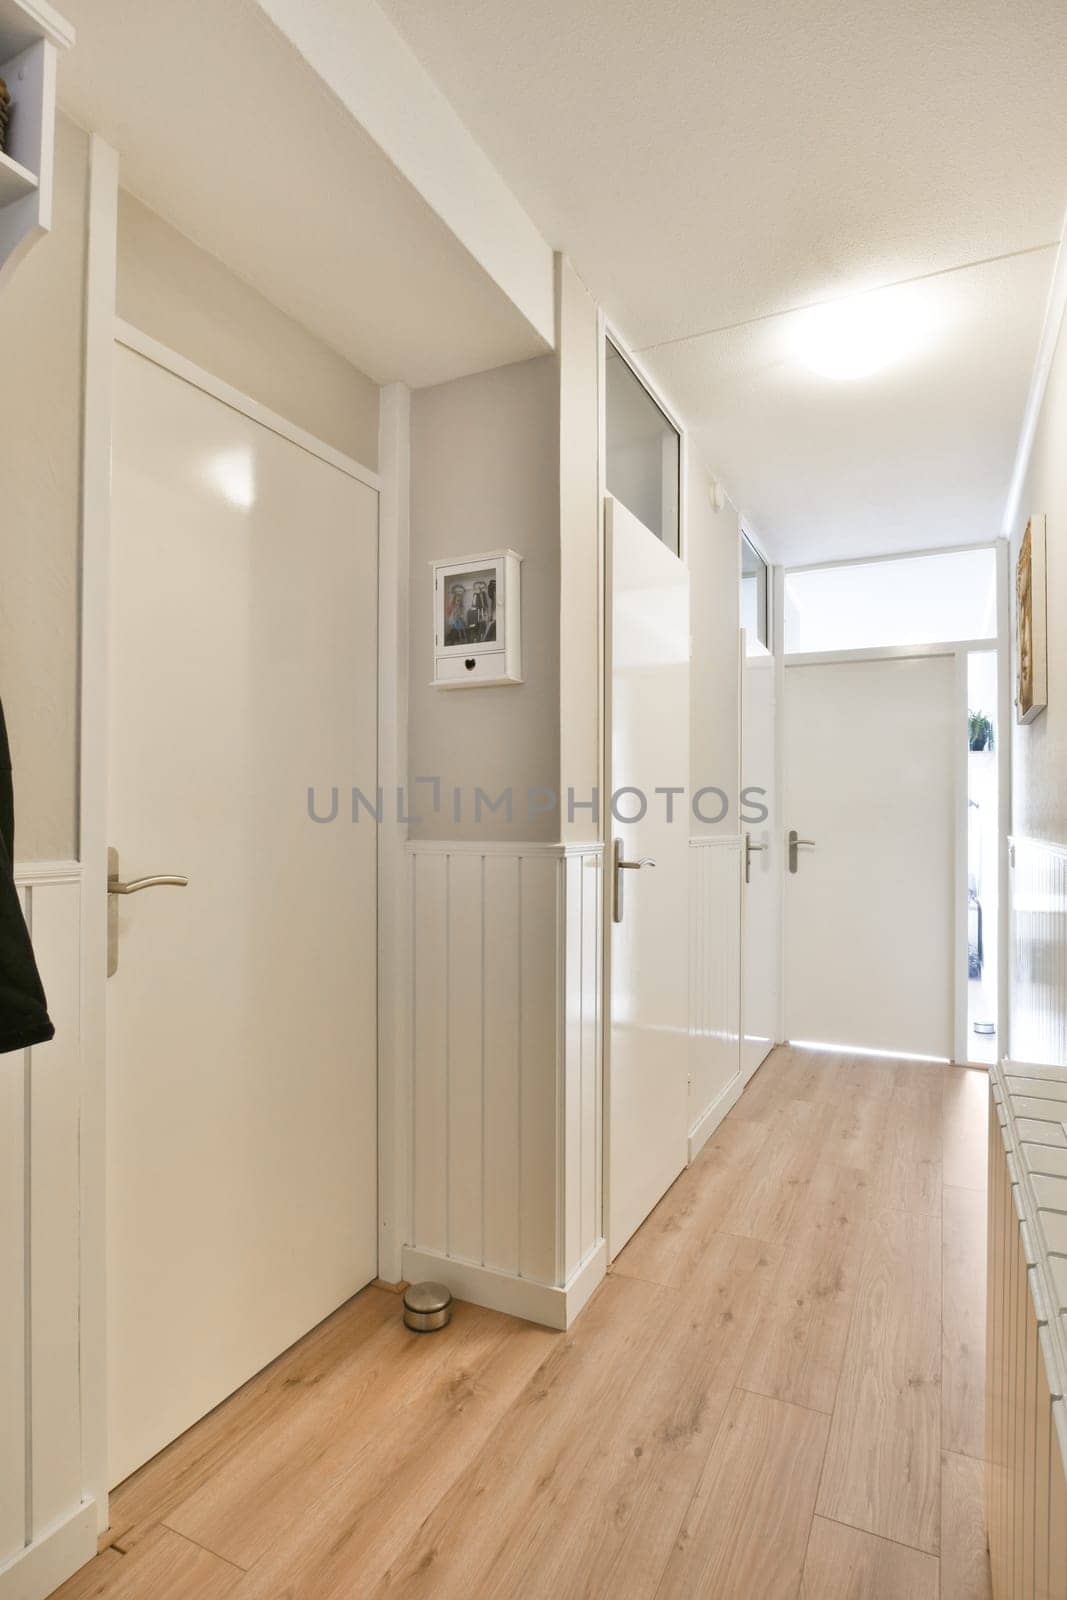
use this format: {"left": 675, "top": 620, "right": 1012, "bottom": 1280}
{"left": 738, "top": 519, "right": 780, "bottom": 1080}
{"left": 79, "top": 152, "right": 388, "bottom": 1516}
{"left": 597, "top": 319, "right": 691, "bottom": 1262}
{"left": 777, "top": 599, "right": 1010, "bottom": 1066}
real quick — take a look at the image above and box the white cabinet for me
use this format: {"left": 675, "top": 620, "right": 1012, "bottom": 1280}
{"left": 431, "top": 548, "right": 522, "bottom": 688}
{"left": 0, "top": 0, "right": 73, "bottom": 288}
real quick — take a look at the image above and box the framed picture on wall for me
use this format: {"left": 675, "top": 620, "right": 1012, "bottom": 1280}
{"left": 1016, "top": 515, "right": 1048, "bottom": 724}
{"left": 431, "top": 549, "right": 523, "bottom": 688}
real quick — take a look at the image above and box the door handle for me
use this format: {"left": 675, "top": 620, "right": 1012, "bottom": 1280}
{"left": 744, "top": 832, "right": 767, "bottom": 885}
{"left": 108, "top": 873, "right": 190, "bottom": 895}
{"left": 107, "top": 847, "right": 189, "bottom": 977}
{"left": 612, "top": 838, "right": 657, "bottom": 924}
{"left": 788, "top": 829, "right": 816, "bottom": 874}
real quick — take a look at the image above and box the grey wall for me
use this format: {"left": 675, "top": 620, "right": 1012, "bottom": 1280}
{"left": 408, "top": 356, "right": 561, "bottom": 841}
{"left": 0, "top": 115, "right": 88, "bottom": 862}
{"left": 1012, "top": 316, "right": 1067, "bottom": 845}
{"left": 117, "top": 192, "right": 380, "bottom": 468}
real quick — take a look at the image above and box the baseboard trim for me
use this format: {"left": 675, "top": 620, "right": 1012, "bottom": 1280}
{"left": 0, "top": 1501, "right": 97, "bottom": 1600}
{"left": 400, "top": 1240, "right": 607, "bottom": 1332}
{"left": 688, "top": 1071, "right": 745, "bottom": 1163}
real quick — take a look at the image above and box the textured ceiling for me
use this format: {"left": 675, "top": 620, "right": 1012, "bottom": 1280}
{"left": 380, "top": 0, "right": 1067, "bottom": 559}
{"left": 56, "top": 0, "right": 549, "bottom": 387}
{"left": 653, "top": 249, "right": 1055, "bottom": 565}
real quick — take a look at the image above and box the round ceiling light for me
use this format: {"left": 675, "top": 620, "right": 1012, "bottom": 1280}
{"left": 792, "top": 289, "right": 927, "bottom": 381}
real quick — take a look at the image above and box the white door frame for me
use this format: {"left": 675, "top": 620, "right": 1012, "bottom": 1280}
{"left": 781, "top": 644, "right": 964, "bottom": 1061}
{"left": 775, "top": 563, "right": 1010, "bottom": 1068}
{"left": 78, "top": 152, "right": 391, "bottom": 1517}
{"left": 597, "top": 318, "right": 689, "bottom": 1259}
{"left": 738, "top": 519, "right": 781, "bottom": 1076}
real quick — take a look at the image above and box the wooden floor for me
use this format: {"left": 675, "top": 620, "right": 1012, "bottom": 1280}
{"left": 55, "top": 1047, "right": 993, "bottom": 1600}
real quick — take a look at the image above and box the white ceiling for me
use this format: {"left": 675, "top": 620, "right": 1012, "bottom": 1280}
{"left": 653, "top": 249, "right": 1055, "bottom": 564}
{"left": 379, "top": 0, "right": 1067, "bottom": 561}
{"left": 56, "top": 0, "right": 550, "bottom": 387}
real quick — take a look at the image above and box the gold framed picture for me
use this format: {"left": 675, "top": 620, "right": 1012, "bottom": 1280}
{"left": 1016, "top": 514, "right": 1047, "bottom": 724}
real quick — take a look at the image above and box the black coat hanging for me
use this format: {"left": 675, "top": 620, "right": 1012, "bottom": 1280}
{"left": 0, "top": 699, "right": 55, "bottom": 1054}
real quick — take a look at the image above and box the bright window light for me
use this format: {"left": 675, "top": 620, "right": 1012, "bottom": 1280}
{"left": 784, "top": 547, "right": 997, "bottom": 655}
{"left": 790, "top": 1038, "right": 951, "bottom": 1064}
{"left": 792, "top": 287, "right": 931, "bottom": 380}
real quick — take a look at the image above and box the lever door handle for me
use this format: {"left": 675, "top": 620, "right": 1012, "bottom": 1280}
{"left": 612, "top": 839, "right": 656, "bottom": 924}
{"left": 788, "top": 829, "right": 816, "bottom": 874}
{"left": 744, "top": 832, "right": 767, "bottom": 884}
{"left": 108, "top": 873, "right": 189, "bottom": 895}
{"left": 107, "top": 846, "right": 189, "bottom": 977}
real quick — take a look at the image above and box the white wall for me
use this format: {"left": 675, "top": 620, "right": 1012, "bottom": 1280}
{"left": 557, "top": 256, "right": 601, "bottom": 841}
{"left": 684, "top": 454, "right": 744, "bottom": 1137}
{"left": 408, "top": 356, "right": 561, "bottom": 841}
{"left": 1008, "top": 303, "right": 1067, "bottom": 1063}
{"left": 117, "top": 191, "right": 380, "bottom": 467}
{"left": 689, "top": 837, "right": 742, "bottom": 1153}
{"left": 687, "top": 461, "right": 741, "bottom": 824}
{"left": 1012, "top": 314, "right": 1067, "bottom": 846}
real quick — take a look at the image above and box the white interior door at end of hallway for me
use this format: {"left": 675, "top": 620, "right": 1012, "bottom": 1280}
{"left": 740, "top": 637, "right": 779, "bottom": 1080}
{"left": 783, "top": 654, "right": 957, "bottom": 1059}
{"left": 107, "top": 344, "right": 379, "bottom": 1486}
{"left": 606, "top": 497, "right": 690, "bottom": 1258}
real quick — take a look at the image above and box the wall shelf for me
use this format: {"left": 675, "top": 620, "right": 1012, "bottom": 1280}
{"left": 0, "top": 0, "right": 74, "bottom": 288}
{"left": 0, "top": 145, "right": 37, "bottom": 203}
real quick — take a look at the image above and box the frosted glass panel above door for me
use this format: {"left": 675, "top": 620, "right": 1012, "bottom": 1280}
{"left": 784, "top": 547, "right": 997, "bottom": 654}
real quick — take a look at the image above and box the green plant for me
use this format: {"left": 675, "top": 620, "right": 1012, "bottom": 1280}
{"left": 969, "top": 710, "right": 994, "bottom": 752}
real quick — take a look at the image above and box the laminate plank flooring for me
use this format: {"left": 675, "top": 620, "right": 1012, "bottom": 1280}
{"left": 51, "top": 1047, "right": 994, "bottom": 1600}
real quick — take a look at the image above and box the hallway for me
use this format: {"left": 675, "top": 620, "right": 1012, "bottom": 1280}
{"left": 54, "top": 1046, "right": 992, "bottom": 1600}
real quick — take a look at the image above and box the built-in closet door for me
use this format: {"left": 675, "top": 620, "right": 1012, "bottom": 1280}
{"left": 606, "top": 496, "right": 690, "bottom": 1257}
{"left": 107, "top": 343, "right": 379, "bottom": 1484}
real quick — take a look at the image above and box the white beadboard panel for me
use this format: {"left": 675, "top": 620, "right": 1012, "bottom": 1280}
{"left": 561, "top": 848, "right": 602, "bottom": 1282}
{"left": 578, "top": 849, "right": 602, "bottom": 1270}
{"left": 0, "top": 962, "right": 27, "bottom": 1567}
{"left": 1010, "top": 836, "right": 1067, "bottom": 1068}
{"left": 516, "top": 854, "right": 558, "bottom": 1286}
{"left": 411, "top": 850, "right": 448, "bottom": 1255}
{"left": 407, "top": 842, "right": 603, "bottom": 1316}
{"left": 447, "top": 852, "right": 484, "bottom": 1263}
{"left": 688, "top": 837, "right": 742, "bottom": 1155}
{"left": 0, "top": 867, "right": 94, "bottom": 1600}
{"left": 482, "top": 854, "right": 521, "bottom": 1275}
{"left": 27, "top": 883, "right": 81, "bottom": 1533}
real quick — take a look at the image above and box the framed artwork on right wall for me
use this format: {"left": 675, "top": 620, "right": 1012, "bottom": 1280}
{"left": 1016, "top": 513, "right": 1048, "bottom": 724}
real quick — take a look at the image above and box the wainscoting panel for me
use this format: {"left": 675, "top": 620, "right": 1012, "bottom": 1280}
{"left": 688, "top": 836, "right": 742, "bottom": 1159}
{"left": 405, "top": 842, "right": 603, "bottom": 1328}
{"left": 1, "top": 864, "right": 95, "bottom": 1600}
{"left": 1010, "top": 835, "right": 1067, "bottom": 1067}
{"left": 562, "top": 846, "right": 602, "bottom": 1282}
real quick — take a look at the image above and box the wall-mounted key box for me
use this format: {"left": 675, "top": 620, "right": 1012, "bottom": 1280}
{"left": 431, "top": 549, "right": 522, "bottom": 688}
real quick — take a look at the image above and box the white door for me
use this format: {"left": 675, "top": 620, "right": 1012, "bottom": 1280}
{"left": 606, "top": 497, "right": 690, "bottom": 1256}
{"left": 783, "top": 654, "right": 957, "bottom": 1058}
{"left": 740, "top": 637, "right": 779, "bottom": 1079}
{"left": 107, "top": 345, "right": 379, "bottom": 1484}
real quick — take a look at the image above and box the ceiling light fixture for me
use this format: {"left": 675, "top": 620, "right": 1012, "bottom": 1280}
{"left": 792, "top": 287, "right": 928, "bottom": 381}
